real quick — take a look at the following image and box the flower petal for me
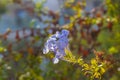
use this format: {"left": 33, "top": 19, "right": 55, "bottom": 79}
{"left": 53, "top": 57, "right": 59, "bottom": 64}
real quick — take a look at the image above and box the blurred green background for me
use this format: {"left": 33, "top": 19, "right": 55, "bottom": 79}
{"left": 0, "top": 0, "right": 120, "bottom": 80}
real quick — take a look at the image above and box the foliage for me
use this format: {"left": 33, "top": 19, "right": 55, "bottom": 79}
{"left": 0, "top": 0, "right": 120, "bottom": 80}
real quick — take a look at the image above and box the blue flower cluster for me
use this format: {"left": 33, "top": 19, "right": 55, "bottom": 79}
{"left": 43, "top": 29, "right": 69, "bottom": 64}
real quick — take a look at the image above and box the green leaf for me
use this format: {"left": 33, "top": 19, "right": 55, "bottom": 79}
{"left": 91, "top": 59, "right": 97, "bottom": 66}
{"left": 100, "top": 67, "right": 105, "bottom": 74}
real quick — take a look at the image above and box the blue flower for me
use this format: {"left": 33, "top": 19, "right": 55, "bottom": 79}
{"left": 43, "top": 29, "right": 69, "bottom": 64}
